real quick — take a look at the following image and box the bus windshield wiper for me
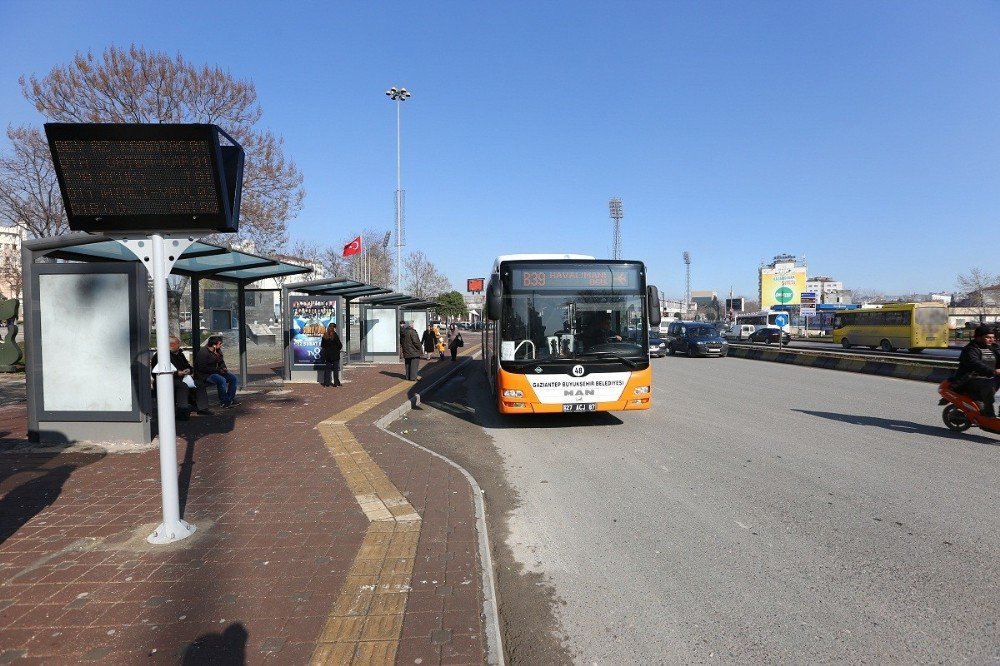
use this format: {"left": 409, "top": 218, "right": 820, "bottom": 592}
{"left": 575, "top": 351, "right": 641, "bottom": 368}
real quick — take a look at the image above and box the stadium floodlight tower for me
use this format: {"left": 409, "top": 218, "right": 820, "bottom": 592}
{"left": 45, "top": 123, "right": 244, "bottom": 545}
{"left": 385, "top": 85, "right": 411, "bottom": 291}
{"left": 609, "top": 198, "right": 623, "bottom": 260}
{"left": 683, "top": 251, "right": 691, "bottom": 318}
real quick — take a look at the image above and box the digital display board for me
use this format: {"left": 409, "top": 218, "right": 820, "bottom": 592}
{"left": 45, "top": 123, "right": 243, "bottom": 233}
{"left": 467, "top": 277, "right": 485, "bottom": 293}
{"left": 509, "top": 264, "right": 640, "bottom": 291}
{"left": 290, "top": 296, "right": 338, "bottom": 366}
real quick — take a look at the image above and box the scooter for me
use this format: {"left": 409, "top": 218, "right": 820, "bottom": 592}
{"left": 938, "top": 379, "right": 1000, "bottom": 435}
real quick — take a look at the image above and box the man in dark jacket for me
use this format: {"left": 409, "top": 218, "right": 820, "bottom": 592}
{"left": 152, "top": 336, "right": 211, "bottom": 419}
{"left": 955, "top": 325, "right": 1000, "bottom": 418}
{"left": 400, "top": 321, "right": 423, "bottom": 381}
{"left": 195, "top": 335, "right": 240, "bottom": 408}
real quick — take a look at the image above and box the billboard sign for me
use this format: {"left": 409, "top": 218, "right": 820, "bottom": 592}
{"left": 761, "top": 267, "right": 806, "bottom": 309}
{"left": 467, "top": 277, "right": 485, "bottom": 293}
{"left": 290, "top": 296, "right": 338, "bottom": 365}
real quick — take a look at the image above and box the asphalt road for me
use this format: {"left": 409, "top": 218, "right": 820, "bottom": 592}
{"left": 392, "top": 355, "right": 999, "bottom": 664}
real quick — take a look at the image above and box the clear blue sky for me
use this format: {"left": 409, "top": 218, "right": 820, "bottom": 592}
{"left": 2, "top": 1, "right": 998, "bottom": 300}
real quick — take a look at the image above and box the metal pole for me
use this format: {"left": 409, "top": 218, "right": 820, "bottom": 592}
{"left": 396, "top": 99, "right": 402, "bottom": 292}
{"left": 148, "top": 233, "right": 195, "bottom": 544}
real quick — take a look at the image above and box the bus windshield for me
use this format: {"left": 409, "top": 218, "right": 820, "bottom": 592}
{"left": 500, "top": 292, "right": 646, "bottom": 362}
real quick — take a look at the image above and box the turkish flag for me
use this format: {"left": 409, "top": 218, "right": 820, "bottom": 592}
{"left": 343, "top": 236, "right": 362, "bottom": 257}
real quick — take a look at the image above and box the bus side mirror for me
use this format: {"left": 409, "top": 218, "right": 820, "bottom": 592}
{"left": 486, "top": 275, "right": 501, "bottom": 321}
{"left": 647, "top": 285, "right": 661, "bottom": 327}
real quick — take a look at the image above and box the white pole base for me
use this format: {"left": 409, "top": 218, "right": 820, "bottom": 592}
{"left": 147, "top": 519, "right": 196, "bottom": 545}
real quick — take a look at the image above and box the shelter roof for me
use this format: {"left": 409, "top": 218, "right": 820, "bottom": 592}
{"left": 23, "top": 232, "right": 312, "bottom": 285}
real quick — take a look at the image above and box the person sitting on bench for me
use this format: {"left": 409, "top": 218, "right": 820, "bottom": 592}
{"left": 195, "top": 335, "right": 240, "bottom": 409}
{"left": 152, "top": 336, "right": 211, "bottom": 420}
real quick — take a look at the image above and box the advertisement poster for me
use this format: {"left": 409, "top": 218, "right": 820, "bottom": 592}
{"left": 290, "top": 296, "right": 337, "bottom": 365}
{"left": 760, "top": 267, "right": 806, "bottom": 309}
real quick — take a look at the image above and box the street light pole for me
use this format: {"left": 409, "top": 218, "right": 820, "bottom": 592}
{"left": 385, "top": 86, "right": 411, "bottom": 292}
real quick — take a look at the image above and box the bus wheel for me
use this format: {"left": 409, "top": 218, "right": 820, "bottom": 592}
{"left": 880, "top": 339, "right": 894, "bottom": 353}
{"left": 942, "top": 405, "right": 971, "bottom": 432}
{"left": 841, "top": 338, "right": 851, "bottom": 349}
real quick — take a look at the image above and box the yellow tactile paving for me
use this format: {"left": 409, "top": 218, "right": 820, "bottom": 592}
{"left": 311, "top": 379, "right": 425, "bottom": 666}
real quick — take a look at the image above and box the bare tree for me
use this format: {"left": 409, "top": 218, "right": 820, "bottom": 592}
{"left": 0, "top": 126, "right": 68, "bottom": 238}
{"left": 402, "top": 250, "right": 451, "bottom": 299}
{"left": 957, "top": 267, "right": 999, "bottom": 323}
{"left": 12, "top": 44, "right": 304, "bottom": 250}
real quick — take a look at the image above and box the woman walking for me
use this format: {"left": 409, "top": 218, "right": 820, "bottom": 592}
{"left": 446, "top": 324, "right": 463, "bottom": 362}
{"left": 320, "top": 322, "right": 343, "bottom": 387}
{"left": 421, "top": 324, "right": 436, "bottom": 360}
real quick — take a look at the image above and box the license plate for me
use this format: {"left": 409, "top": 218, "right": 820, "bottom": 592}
{"left": 563, "top": 403, "right": 597, "bottom": 412}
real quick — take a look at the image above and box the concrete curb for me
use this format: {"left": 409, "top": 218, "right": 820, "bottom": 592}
{"left": 374, "top": 354, "right": 506, "bottom": 666}
{"left": 728, "top": 346, "right": 954, "bottom": 383}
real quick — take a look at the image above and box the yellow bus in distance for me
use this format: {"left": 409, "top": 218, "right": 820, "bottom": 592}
{"left": 833, "top": 302, "right": 949, "bottom": 353}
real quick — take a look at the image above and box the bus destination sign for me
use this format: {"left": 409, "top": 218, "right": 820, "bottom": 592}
{"left": 511, "top": 265, "right": 639, "bottom": 291}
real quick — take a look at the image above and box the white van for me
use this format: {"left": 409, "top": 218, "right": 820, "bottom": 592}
{"left": 724, "top": 324, "right": 756, "bottom": 341}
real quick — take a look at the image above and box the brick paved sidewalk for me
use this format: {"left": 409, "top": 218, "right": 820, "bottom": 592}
{"left": 0, "top": 349, "right": 489, "bottom": 664}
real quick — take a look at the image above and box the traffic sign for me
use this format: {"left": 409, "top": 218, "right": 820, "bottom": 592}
{"left": 774, "top": 314, "right": 789, "bottom": 327}
{"left": 800, "top": 307, "right": 816, "bottom": 316}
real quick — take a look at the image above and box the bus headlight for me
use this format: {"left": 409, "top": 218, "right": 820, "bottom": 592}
{"left": 503, "top": 389, "right": 524, "bottom": 398}
{"left": 633, "top": 386, "right": 650, "bottom": 395}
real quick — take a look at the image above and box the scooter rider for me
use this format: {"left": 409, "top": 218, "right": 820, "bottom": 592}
{"left": 954, "top": 325, "right": 1000, "bottom": 418}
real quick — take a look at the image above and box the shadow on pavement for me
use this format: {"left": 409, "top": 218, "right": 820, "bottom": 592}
{"left": 792, "top": 409, "right": 999, "bottom": 445}
{"left": 181, "top": 622, "right": 248, "bottom": 665}
{"left": 0, "top": 452, "right": 106, "bottom": 545}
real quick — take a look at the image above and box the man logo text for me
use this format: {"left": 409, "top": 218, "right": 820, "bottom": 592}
{"left": 564, "top": 389, "right": 596, "bottom": 397}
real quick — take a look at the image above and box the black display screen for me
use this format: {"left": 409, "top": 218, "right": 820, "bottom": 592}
{"left": 45, "top": 123, "right": 243, "bottom": 233}
{"left": 509, "top": 263, "right": 641, "bottom": 291}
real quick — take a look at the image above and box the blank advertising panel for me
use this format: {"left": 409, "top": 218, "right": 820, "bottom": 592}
{"left": 366, "top": 308, "right": 398, "bottom": 353}
{"left": 38, "top": 272, "right": 134, "bottom": 412}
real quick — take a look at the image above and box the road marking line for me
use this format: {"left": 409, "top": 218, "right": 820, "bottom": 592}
{"left": 311, "top": 383, "right": 422, "bottom": 665}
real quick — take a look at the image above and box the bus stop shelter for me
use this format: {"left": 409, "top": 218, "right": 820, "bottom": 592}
{"left": 281, "top": 277, "right": 436, "bottom": 378}
{"left": 281, "top": 277, "right": 391, "bottom": 381}
{"left": 22, "top": 231, "right": 311, "bottom": 443}
{"left": 358, "top": 292, "right": 438, "bottom": 364}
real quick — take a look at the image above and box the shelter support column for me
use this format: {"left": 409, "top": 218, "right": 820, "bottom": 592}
{"left": 237, "top": 282, "right": 248, "bottom": 387}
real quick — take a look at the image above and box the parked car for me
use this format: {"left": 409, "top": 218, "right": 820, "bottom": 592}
{"left": 648, "top": 331, "right": 667, "bottom": 357}
{"left": 747, "top": 326, "right": 791, "bottom": 345}
{"left": 663, "top": 321, "right": 728, "bottom": 357}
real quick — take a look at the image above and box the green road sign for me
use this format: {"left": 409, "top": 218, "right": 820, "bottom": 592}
{"left": 775, "top": 286, "right": 794, "bottom": 304}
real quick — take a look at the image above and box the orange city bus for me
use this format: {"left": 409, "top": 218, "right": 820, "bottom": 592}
{"left": 483, "top": 254, "right": 661, "bottom": 414}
